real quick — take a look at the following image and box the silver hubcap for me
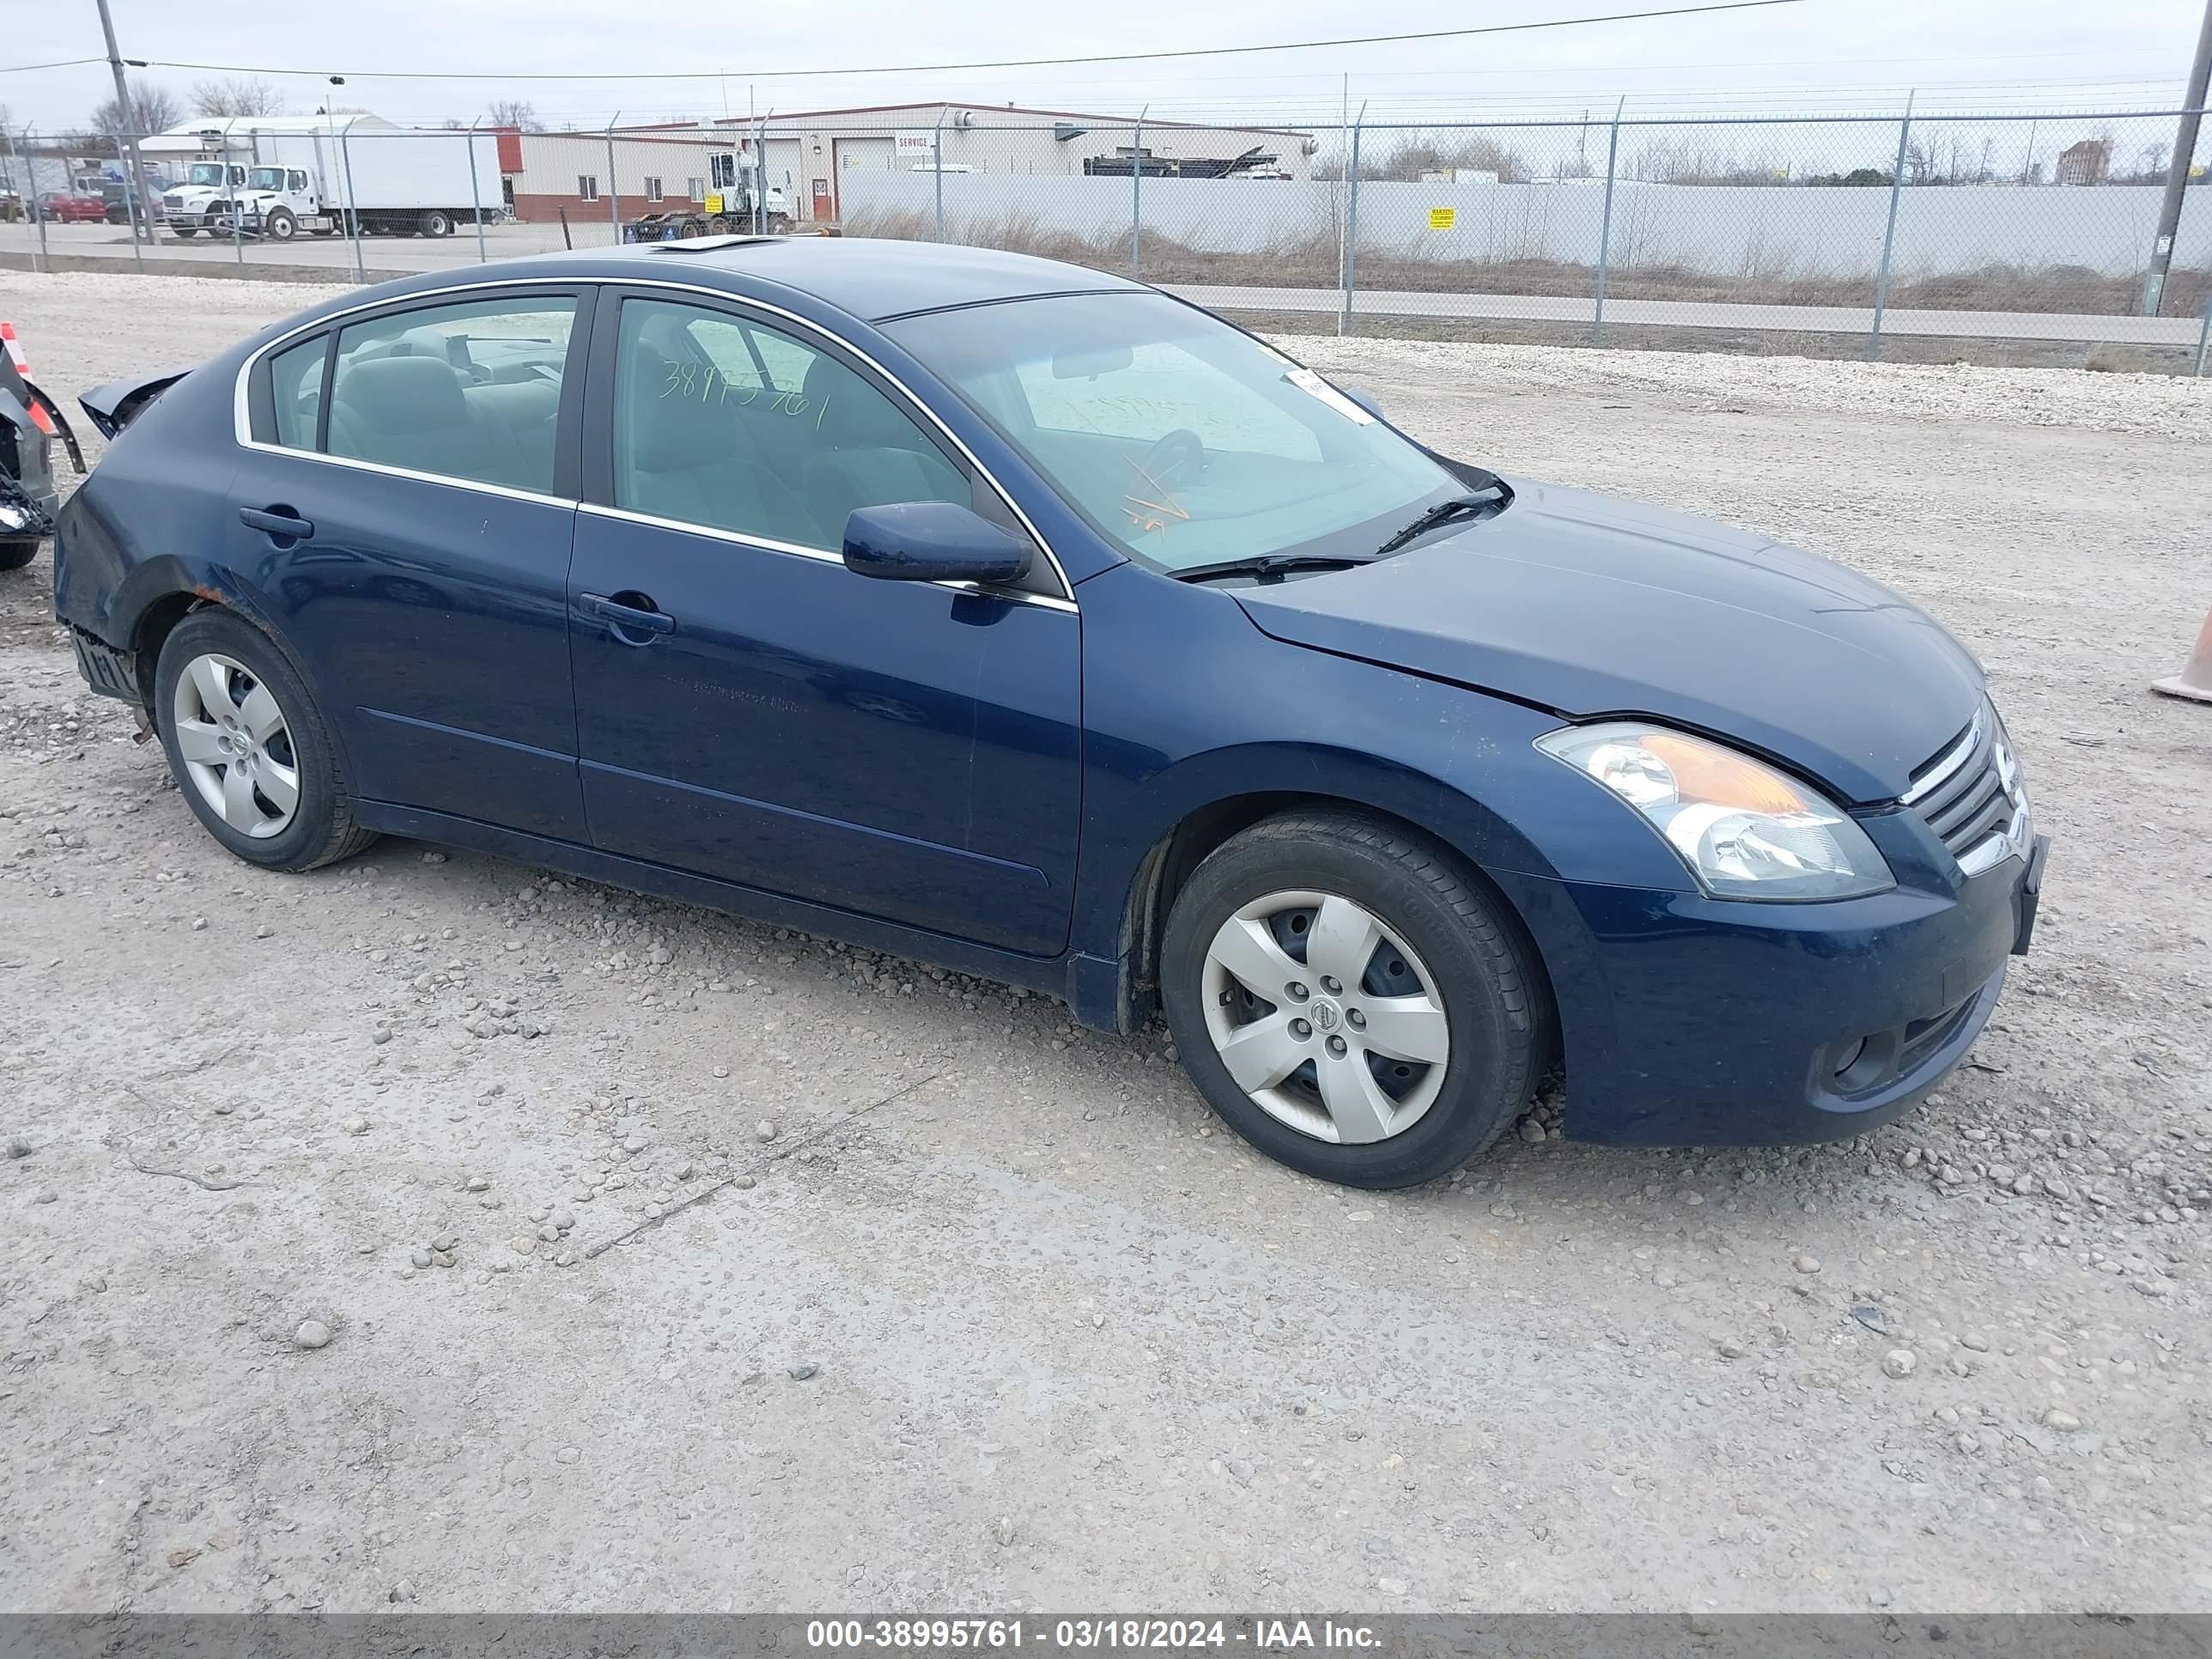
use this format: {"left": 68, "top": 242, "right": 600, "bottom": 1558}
{"left": 171, "top": 653, "right": 300, "bottom": 840}
{"left": 1200, "top": 890, "right": 1450, "bottom": 1145}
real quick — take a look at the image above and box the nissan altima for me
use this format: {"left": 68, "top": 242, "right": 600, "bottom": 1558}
{"left": 51, "top": 237, "right": 2046, "bottom": 1188}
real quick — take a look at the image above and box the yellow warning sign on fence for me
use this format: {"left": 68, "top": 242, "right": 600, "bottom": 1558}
{"left": 704, "top": 193, "right": 726, "bottom": 216}
{"left": 1427, "top": 207, "right": 1456, "bottom": 230}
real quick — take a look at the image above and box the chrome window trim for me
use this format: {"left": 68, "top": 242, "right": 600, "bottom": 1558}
{"left": 576, "top": 501, "right": 1077, "bottom": 613}
{"left": 235, "top": 446, "right": 579, "bottom": 511}
{"left": 228, "top": 272, "right": 1077, "bottom": 605}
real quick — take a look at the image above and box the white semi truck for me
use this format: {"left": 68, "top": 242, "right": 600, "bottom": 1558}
{"left": 161, "top": 125, "right": 501, "bottom": 240}
{"left": 159, "top": 160, "right": 248, "bottom": 235}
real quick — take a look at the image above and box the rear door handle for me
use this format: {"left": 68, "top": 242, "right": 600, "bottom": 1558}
{"left": 577, "top": 591, "right": 677, "bottom": 640}
{"left": 239, "top": 506, "right": 313, "bottom": 540}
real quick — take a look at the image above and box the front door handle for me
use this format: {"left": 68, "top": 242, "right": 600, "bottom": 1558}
{"left": 239, "top": 505, "right": 313, "bottom": 541}
{"left": 578, "top": 591, "right": 676, "bottom": 642}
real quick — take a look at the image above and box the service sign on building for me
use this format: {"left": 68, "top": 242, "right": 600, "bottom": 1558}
{"left": 895, "top": 131, "right": 940, "bottom": 160}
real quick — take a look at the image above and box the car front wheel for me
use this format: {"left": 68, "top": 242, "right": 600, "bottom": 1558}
{"left": 1160, "top": 811, "right": 1549, "bottom": 1188}
{"left": 155, "top": 608, "right": 377, "bottom": 872}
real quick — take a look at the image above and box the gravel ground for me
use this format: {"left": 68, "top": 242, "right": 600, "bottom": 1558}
{"left": 2, "top": 270, "right": 2210, "bottom": 1614}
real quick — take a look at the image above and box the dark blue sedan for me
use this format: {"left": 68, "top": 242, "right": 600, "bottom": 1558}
{"left": 52, "top": 237, "right": 2046, "bottom": 1188}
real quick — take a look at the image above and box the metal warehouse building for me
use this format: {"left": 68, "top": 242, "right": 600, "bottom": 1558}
{"left": 506, "top": 102, "right": 1316, "bottom": 226}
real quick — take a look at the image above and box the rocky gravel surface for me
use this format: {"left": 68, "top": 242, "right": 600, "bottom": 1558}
{"left": 0, "top": 270, "right": 2209, "bottom": 1614}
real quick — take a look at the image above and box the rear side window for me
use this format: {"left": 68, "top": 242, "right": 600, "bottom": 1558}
{"left": 265, "top": 335, "right": 328, "bottom": 452}
{"left": 325, "top": 295, "right": 577, "bottom": 494}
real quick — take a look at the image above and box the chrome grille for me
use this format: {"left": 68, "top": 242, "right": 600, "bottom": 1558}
{"left": 1904, "top": 702, "right": 2028, "bottom": 875}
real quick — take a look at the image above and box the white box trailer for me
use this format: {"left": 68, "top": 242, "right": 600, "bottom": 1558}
{"left": 214, "top": 127, "right": 502, "bottom": 240}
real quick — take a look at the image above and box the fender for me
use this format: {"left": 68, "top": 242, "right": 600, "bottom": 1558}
{"left": 1066, "top": 563, "right": 1701, "bottom": 971}
{"left": 1073, "top": 737, "right": 1575, "bottom": 961}
{"left": 56, "top": 490, "right": 364, "bottom": 787}
{"left": 1063, "top": 732, "right": 1645, "bottom": 1078}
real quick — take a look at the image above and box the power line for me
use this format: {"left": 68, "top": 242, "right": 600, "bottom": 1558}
{"left": 0, "top": 58, "right": 106, "bottom": 76}
{"left": 131, "top": 0, "right": 1807, "bottom": 83}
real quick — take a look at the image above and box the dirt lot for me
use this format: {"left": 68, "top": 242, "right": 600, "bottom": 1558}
{"left": 2, "top": 270, "right": 2209, "bottom": 1614}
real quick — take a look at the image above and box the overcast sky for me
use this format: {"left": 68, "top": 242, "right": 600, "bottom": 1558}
{"left": 7, "top": 0, "right": 2206, "bottom": 134}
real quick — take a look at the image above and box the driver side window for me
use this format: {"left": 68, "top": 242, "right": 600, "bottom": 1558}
{"left": 611, "top": 297, "right": 971, "bottom": 552}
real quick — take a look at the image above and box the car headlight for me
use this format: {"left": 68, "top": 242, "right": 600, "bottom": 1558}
{"left": 1535, "top": 721, "right": 1893, "bottom": 901}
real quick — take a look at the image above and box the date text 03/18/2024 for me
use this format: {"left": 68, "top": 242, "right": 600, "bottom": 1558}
{"left": 804, "top": 1620, "right": 1383, "bottom": 1650}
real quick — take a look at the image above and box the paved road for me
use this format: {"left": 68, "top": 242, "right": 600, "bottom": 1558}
{"left": 1177, "top": 283, "right": 2212, "bottom": 346}
{"left": 6, "top": 221, "right": 2207, "bottom": 347}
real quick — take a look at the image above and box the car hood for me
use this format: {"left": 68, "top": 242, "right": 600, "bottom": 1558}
{"left": 1231, "top": 479, "right": 1983, "bottom": 805}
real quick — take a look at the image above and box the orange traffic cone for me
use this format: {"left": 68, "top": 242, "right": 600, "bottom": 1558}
{"left": 0, "top": 322, "right": 54, "bottom": 434}
{"left": 2152, "top": 605, "right": 2212, "bottom": 704}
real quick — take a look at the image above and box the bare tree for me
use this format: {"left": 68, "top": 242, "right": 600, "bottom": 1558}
{"left": 1359, "top": 133, "right": 1532, "bottom": 184}
{"left": 89, "top": 84, "right": 182, "bottom": 143}
{"left": 486, "top": 99, "right": 544, "bottom": 132}
{"left": 191, "top": 76, "right": 286, "bottom": 118}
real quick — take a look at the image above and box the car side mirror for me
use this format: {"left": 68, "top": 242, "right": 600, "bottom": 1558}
{"left": 842, "top": 501, "right": 1033, "bottom": 586}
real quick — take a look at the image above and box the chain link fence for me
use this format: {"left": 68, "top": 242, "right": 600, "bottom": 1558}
{"left": 4, "top": 107, "right": 2207, "bottom": 371}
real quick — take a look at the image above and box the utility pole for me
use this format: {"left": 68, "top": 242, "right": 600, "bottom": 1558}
{"left": 93, "top": 0, "right": 163, "bottom": 247}
{"left": 2143, "top": 0, "right": 2212, "bottom": 316}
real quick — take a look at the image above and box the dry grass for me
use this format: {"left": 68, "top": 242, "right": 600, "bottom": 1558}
{"left": 842, "top": 207, "right": 2210, "bottom": 319}
{"left": 1228, "top": 307, "right": 2206, "bottom": 374}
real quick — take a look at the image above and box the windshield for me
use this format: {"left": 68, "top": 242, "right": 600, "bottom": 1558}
{"left": 248, "top": 167, "right": 286, "bottom": 190}
{"left": 186, "top": 163, "right": 230, "bottom": 187}
{"left": 884, "top": 292, "right": 1461, "bottom": 572}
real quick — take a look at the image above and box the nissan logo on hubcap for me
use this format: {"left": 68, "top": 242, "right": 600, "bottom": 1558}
{"left": 1310, "top": 1000, "right": 1341, "bottom": 1032}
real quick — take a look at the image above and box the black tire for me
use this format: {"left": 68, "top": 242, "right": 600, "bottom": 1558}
{"left": 0, "top": 538, "right": 40, "bottom": 572}
{"left": 421, "top": 210, "right": 453, "bottom": 237}
{"left": 1160, "top": 811, "right": 1549, "bottom": 1188}
{"left": 265, "top": 208, "right": 298, "bottom": 240}
{"left": 154, "top": 607, "right": 377, "bottom": 872}
{"left": 172, "top": 227, "right": 198, "bottom": 238}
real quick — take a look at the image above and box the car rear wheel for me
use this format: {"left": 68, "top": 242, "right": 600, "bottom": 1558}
{"left": 1160, "top": 810, "right": 1548, "bottom": 1188}
{"left": 0, "top": 538, "right": 40, "bottom": 572}
{"left": 155, "top": 609, "right": 377, "bottom": 872}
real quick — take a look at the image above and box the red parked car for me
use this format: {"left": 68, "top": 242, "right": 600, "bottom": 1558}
{"left": 39, "top": 193, "right": 109, "bottom": 224}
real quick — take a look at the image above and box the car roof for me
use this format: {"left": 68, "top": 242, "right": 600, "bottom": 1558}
{"left": 474, "top": 237, "right": 1146, "bottom": 324}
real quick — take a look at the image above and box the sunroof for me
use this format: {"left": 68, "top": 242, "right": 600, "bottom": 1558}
{"left": 648, "top": 234, "right": 781, "bottom": 253}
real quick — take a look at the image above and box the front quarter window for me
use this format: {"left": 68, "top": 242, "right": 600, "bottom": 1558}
{"left": 884, "top": 291, "right": 1461, "bottom": 572}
